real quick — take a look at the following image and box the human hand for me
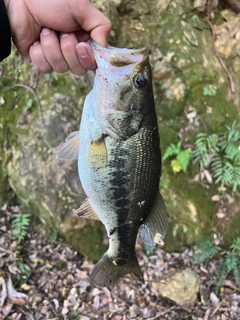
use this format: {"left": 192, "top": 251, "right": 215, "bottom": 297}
{"left": 4, "top": 0, "right": 111, "bottom": 75}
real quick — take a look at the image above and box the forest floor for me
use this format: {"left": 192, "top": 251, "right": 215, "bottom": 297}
{"left": 1, "top": 206, "right": 240, "bottom": 320}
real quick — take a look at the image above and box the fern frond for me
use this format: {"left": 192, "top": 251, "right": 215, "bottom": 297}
{"left": 194, "top": 233, "right": 221, "bottom": 263}
{"left": 11, "top": 213, "right": 31, "bottom": 242}
{"left": 224, "top": 252, "right": 239, "bottom": 273}
{"left": 177, "top": 149, "right": 191, "bottom": 173}
{"left": 225, "top": 121, "right": 240, "bottom": 142}
{"left": 162, "top": 141, "right": 182, "bottom": 161}
{"left": 211, "top": 155, "right": 234, "bottom": 187}
{"left": 220, "top": 140, "right": 240, "bottom": 161}
{"left": 192, "top": 133, "right": 218, "bottom": 170}
{"left": 215, "top": 259, "right": 228, "bottom": 293}
{"left": 230, "top": 238, "right": 240, "bottom": 252}
{"left": 207, "top": 134, "right": 219, "bottom": 152}
{"left": 233, "top": 262, "right": 240, "bottom": 287}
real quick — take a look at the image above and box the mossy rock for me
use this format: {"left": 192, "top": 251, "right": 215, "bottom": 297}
{"left": 1, "top": 0, "right": 240, "bottom": 256}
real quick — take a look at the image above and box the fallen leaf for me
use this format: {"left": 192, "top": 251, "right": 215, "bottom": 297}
{"left": 0, "top": 277, "right": 7, "bottom": 307}
{"left": 21, "top": 283, "right": 30, "bottom": 291}
{"left": 203, "top": 169, "right": 213, "bottom": 184}
{"left": 154, "top": 233, "right": 164, "bottom": 246}
{"left": 210, "top": 291, "right": 219, "bottom": 307}
{"left": 7, "top": 277, "right": 28, "bottom": 305}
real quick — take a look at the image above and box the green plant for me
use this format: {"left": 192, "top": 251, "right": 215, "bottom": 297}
{"left": 162, "top": 141, "right": 191, "bottom": 173}
{"left": 48, "top": 228, "right": 58, "bottom": 243}
{"left": 194, "top": 233, "right": 222, "bottom": 264}
{"left": 194, "top": 234, "right": 240, "bottom": 292}
{"left": 144, "top": 244, "right": 156, "bottom": 256}
{"left": 202, "top": 84, "right": 217, "bottom": 96}
{"left": 11, "top": 213, "right": 31, "bottom": 243}
{"left": 192, "top": 133, "right": 218, "bottom": 170}
{"left": 172, "top": 223, "right": 188, "bottom": 238}
{"left": 56, "top": 261, "right": 66, "bottom": 270}
{"left": 193, "top": 121, "right": 240, "bottom": 192}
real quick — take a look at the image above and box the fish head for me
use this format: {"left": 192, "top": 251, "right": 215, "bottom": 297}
{"left": 90, "top": 41, "right": 154, "bottom": 139}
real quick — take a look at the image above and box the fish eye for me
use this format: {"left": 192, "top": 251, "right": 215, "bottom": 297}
{"left": 134, "top": 74, "right": 147, "bottom": 89}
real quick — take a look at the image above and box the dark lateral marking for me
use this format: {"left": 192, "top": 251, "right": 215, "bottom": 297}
{"left": 116, "top": 207, "right": 128, "bottom": 215}
{"left": 108, "top": 158, "right": 125, "bottom": 168}
{"left": 115, "top": 198, "right": 129, "bottom": 208}
{"left": 113, "top": 187, "right": 127, "bottom": 199}
{"left": 116, "top": 208, "right": 129, "bottom": 224}
{"left": 109, "top": 174, "right": 127, "bottom": 186}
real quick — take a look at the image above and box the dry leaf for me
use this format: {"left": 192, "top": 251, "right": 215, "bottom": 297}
{"left": 0, "top": 277, "right": 7, "bottom": 307}
{"left": 7, "top": 277, "right": 28, "bottom": 305}
{"left": 21, "top": 283, "right": 30, "bottom": 291}
{"left": 8, "top": 264, "right": 20, "bottom": 275}
{"left": 210, "top": 291, "right": 219, "bottom": 307}
{"left": 203, "top": 170, "right": 213, "bottom": 184}
{"left": 154, "top": 233, "right": 164, "bottom": 246}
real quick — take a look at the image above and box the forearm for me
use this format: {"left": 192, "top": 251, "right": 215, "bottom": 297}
{"left": 0, "top": 0, "right": 11, "bottom": 61}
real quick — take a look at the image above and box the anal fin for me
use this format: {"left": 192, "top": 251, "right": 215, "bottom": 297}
{"left": 56, "top": 131, "right": 79, "bottom": 161}
{"left": 140, "top": 192, "right": 168, "bottom": 246}
{"left": 74, "top": 198, "right": 100, "bottom": 220}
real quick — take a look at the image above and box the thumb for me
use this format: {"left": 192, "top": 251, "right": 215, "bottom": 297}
{"left": 75, "top": 3, "right": 111, "bottom": 47}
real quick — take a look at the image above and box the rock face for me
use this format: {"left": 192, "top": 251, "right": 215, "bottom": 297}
{"left": 1, "top": 0, "right": 240, "bottom": 258}
{"left": 6, "top": 91, "right": 107, "bottom": 260}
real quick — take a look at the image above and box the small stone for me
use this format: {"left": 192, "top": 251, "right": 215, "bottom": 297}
{"left": 217, "top": 212, "right": 225, "bottom": 219}
{"left": 211, "top": 195, "right": 220, "bottom": 202}
{"left": 152, "top": 268, "right": 200, "bottom": 306}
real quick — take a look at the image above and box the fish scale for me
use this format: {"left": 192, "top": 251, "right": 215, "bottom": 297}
{"left": 57, "top": 41, "right": 168, "bottom": 287}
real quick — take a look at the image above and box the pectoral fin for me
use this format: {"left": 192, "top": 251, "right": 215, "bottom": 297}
{"left": 74, "top": 198, "right": 100, "bottom": 220}
{"left": 140, "top": 192, "right": 168, "bottom": 246}
{"left": 56, "top": 131, "right": 79, "bottom": 161}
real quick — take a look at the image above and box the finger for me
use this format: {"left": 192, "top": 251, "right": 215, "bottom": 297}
{"left": 29, "top": 41, "right": 53, "bottom": 73}
{"left": 71, "top": 2, "right": 112, "bottom": 47}
{"left": 40, "top": 28, "right": 68, "bottom": 73}
{"left": 60, "top": 33, "right": 87, "bottom": 76}
{"left": 75, "top": 42, "right": 96, "bottom": 71}
{"left": 90, "top": 22, "right": 112, "bottom": 47}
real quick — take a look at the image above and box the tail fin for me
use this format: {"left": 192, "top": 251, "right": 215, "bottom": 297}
{"left": 90, "top": 253, "right": 144, "bottom": 287}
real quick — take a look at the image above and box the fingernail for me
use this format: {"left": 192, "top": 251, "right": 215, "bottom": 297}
{"left": 32, "top": 40, "right": 40, "bottom": 46}
{"left": 41, "top": 28, "right": 51, "bottom": 36}
{"left": 77, "top": 46, "right": 89, "bottom": 59}
{"left": 61, "top": 33, "right": 69, "bottom": 38}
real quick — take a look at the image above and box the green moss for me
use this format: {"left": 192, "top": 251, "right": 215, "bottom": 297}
{"left": 161, "top": 166, "right": 217, "bottom": 251}
{"left": 1, "top": 1, "right": 240, "bottom": 255}
{"left": 64, "top": 223, "right": 107, "bottom": 261}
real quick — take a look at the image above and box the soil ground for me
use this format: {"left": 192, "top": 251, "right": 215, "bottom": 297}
{"left": 0, "top": 206, "right": 240, "bottom": 320}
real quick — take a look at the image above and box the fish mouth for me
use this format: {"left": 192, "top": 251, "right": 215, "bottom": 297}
{"left": 91, "top": 40, "right": 148, "bottom": 70}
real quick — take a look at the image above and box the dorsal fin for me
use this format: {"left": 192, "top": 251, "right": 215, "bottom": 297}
{"left": 56, "top": 131, "right": 79, "bottom": 161}
{"left": 140, "top": 192, "right": 168, "bottom": 246}
{"left": 74, "top": 198, "right": 100, "bottom": 220}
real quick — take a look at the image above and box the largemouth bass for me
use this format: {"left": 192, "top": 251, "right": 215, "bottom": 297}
{"left": 57, "top": 41, "right": 168, "bottom": 287}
